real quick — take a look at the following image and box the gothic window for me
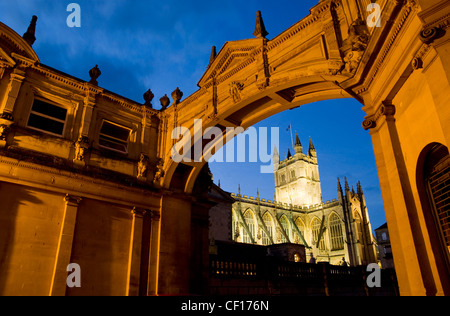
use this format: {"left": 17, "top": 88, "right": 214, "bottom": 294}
{"left": 291, "top": 170, "right": 295, "bottom": 180}
{"left": 423, "top": 144, "right": 450, "bottom": 258}
{"left": 262, "top": 213, "right": 273, "bottom": 246}
{"left": 312, "top": 218, "right": 326, "bottom": 251}
{"left": 27, "top": 99, "right": 68, "bottom": 136}
{"left": 243, "top": 210, "right": 255, "bottom": 244}
{"left": 281, "top": 174, "right": 286, "bottom": 185}
{"left": 279, "top": 216, "right": 290, "bottom": 243}
{"left": 99, "top": 121, "right": 131, "bottom": 154}
{"left": 329, "top": 213, "right": 344, "bottom": 250}
{"left": 294, "top": 217, "right": 305, "bottom": 245}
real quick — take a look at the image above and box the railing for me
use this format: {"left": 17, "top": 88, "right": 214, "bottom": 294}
{"left": 209, "top": 257, "right": 399, "bottom": 296}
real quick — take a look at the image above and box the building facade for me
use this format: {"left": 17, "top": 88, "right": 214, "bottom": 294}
{"left": 224, "top": 134, "right": 378, "bottom": 266}
{"left": 1, "top": 0, "right": 450, "bottom": 296}
{"left": 375, "top": 223, "right": 395, "bottom": 269}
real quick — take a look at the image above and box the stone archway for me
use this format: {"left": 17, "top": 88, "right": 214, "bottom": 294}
{"left": 155, "top": 0, "right": 450, "bottom": 296}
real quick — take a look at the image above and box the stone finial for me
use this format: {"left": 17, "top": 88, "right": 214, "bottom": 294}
{"left": 89, "top": 65, "right": 101, "bottom": 85}
{"left": 253, "top": 11, "right": 269, "bottom": 38}
{"left": 143, "top": 89, "right": 154, "bottom": 108}
{"left": 208, "top": 46, "right": 217, "bottom": 67}
{"left": 171, "top": 87, "right": 183, "bottom": 105}
{"left": 23, "top": 15, "right": 38, "bottom": 46}
{"left": 295, "top": 133, "right": 302, "bottom": 147}
{"left": 160, "top": 94, "right": 170, "bottom": 110}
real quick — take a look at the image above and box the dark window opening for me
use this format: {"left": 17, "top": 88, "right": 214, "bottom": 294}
{"left": 425, "top": 144, "right": 450, "bottom": 257}
{"left": 99, "top": 121, "right": 130, "bottom": 153}
{"left": 27, "top": 99, "right": 67, "bottom": 136}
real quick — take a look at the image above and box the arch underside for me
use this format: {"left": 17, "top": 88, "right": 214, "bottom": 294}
{"left": 165, "top": 77, "right": 353, "bottom": 194}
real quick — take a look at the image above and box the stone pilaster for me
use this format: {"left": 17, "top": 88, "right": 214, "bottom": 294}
{"left": 49, "top": 195, "right": 82, "bottom": 296}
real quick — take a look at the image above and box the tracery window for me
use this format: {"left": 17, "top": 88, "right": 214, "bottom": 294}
{"left": 279, "top": 216, "right": 290, "bottom": 243}
{"left": 312, "top": 218, "right": 326, "bottom": 250}
{"left": 243, "top": 210, "right": 255, "bottom": 244}
{"left": 262, "top": 213, "right": 273, "bottom": 245}
{"left": 329, "top": 213, "right": 344, "bottom": 250}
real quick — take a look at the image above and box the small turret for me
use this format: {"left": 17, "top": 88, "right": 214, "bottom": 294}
{"left": 308, "top": 138, "right": 316, "bottom": 157}
{"left": 287, "top": 148, "right": 292, "bottom": 159}
{"left": 294, "top": 133, "right": 303, "bottom": 156}
{"left": 273, "top": 145, "right": 280, "bottom": 172}
{"left": 337, "top": 178, "right": 344, "bottom": 203}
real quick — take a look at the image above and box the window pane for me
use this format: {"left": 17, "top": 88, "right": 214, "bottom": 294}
{"left": 99, "top": 121, "right": 130, "bottom": 153}
{"left": 28, "top": 113, "right": 65, "bottom": 135}
{"left": 32, "top": 99, "right": 67, "bottom": 121}
{"left": 100, "top": 122, "right": 130, "bottom": 141}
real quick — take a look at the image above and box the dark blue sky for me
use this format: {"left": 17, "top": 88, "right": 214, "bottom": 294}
{"left": 0, "top": 0, "right": 386, "bottom": 231}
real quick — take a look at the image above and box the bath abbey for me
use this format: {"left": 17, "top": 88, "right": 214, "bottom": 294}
{"left": 0, "top": 0, "right": 449, "bottom": 296}
{"left": 209, "top": 133, "right": 378, "bottom": 266}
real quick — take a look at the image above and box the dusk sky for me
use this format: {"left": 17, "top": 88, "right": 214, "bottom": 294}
{"left": 0, "top": 0, "right": 386, "bottom": 231}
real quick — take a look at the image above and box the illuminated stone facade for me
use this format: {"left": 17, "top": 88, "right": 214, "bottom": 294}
{"left": 1, "top": 0, "right": 449, "bottom": 296}
{"left": 226, "top": 136, "right": 377, "bottom": 266}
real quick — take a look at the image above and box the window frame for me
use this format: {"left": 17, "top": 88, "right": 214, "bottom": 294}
{"left": 98, "top": 120, "right": 132, "bottom": 154}
{"left": 329, "top": 213, "right": 344, "bottom": 251}
{"left": 26, "top": 98, "right": 69, "bottom": 137}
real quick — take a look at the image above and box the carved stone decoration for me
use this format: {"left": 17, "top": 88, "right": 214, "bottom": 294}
{"left": 143, "top": 89, "right": 154, "bottom": 109}
{"left": 343, "top": 50, "right": 364, "bottom": 74}
{"left": 412, "top": 57, "right": 423, "bottom": 70}
{"left": 160, "top": 94, "right": 170, "bottom": 110}
{"left": 229, "top": 81, "right": 244, "bottom": 103}
{"left": 362, "top": 102, "right": 396, "bottom": 131}
{"left": 340, "top": 19, "right": 370, "bottom": 74}
{"left": 88, "top": 65, "right": 101, "bottom": 86}
{"left": 153, "top": 159, "right": 165, "bottom": 182}
{"left": 171, "top": 87, "right": 183, "bottom": 105}
{"left": 73, "top": 136, "right": 89, "bottom": 166}
{"left": 0, "top": 112, "right": 14, "bottom": 122}
{"left": 0, "top": 124, "right": 10, "bottom": 141}
{"left": 362, "top": 118, "right": 376, "bottom": 131}
{"left": 137, "top": 154, "right": 149, "bottom": 180}
{"left": 419, "top": 27, "right": 443, "bottom": 45}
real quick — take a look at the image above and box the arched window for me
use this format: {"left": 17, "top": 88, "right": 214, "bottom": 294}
{"left": 329, "top": 213, "right": 344, "bottom": 250}
{"left": 262, "top": 213, "right": 273, "bottom": 245}
{"left": 423, "top": 144, "right": 450, "bottom": 259}
{"left": 279, "top": 216, "right": 290, "bottom": 243}
{"left": 312, "top": 218, "right": 326, "bottom": 250}
{"left": 243, "top": 210, "right": 255, "bottom": 244}
{"left": 294, "top": 217, "right": 305, "bottom": 245}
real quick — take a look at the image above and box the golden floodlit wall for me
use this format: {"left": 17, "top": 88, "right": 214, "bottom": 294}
{"left": 0, "top": 0, "right": 449, "bottom": 296}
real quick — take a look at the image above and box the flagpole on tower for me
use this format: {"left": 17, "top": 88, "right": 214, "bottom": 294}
{"left": 287, "top": 124, "right": 294, "bottom": 151}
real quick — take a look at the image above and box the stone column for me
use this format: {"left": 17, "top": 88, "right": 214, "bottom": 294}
{"left": 126, "top": 208, "right": 146, "bottom": 296}
{"left": 49, "top": 195, "right": 82, "bottom": 296}
{"left": 364, "top": 102, "right": 436, "bottom": 295}
{"left": 146, "top": 210, "right": 160, "bottom": 296}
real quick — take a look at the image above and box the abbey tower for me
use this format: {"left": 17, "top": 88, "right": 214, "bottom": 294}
{"left": 274, "top": 134, "right": 322, "bottom": 207}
